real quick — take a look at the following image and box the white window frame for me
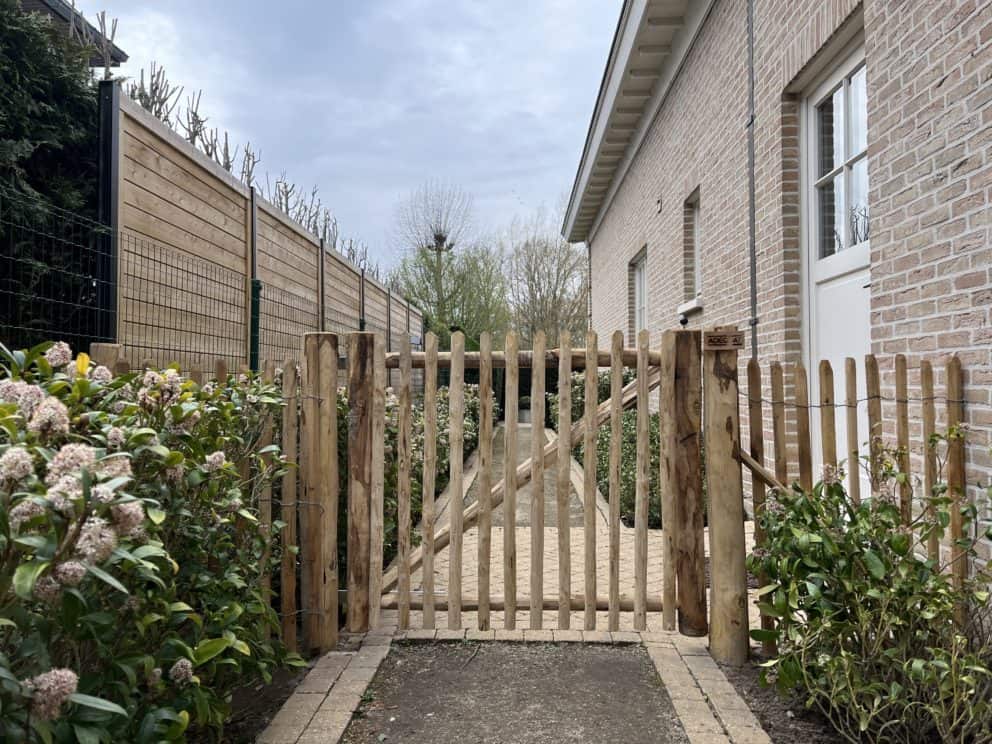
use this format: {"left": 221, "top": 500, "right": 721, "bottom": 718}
{"left": 632, "top": 251, "right": 647, "bottom": 334}
{"left": 690, "top": 200, "right": 701, "bottom": 297}
{"left": 806, "top": 43, "right": 869, "bottom": 260}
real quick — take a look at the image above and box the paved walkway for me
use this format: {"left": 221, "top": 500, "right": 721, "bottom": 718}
{"left": 259, "top": 623, "right": 772, "bottom": 744}
{"left": 260, "top": 424, "right": 770, "bottom": 743}
{"left": 413, "top": 423, "right": 758, "bottom": 632}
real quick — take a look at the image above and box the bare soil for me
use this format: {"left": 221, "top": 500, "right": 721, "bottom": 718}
{"left": 341, "top": 641, "right": 689, "bottom": 744}
{"left": 719, "top": 654, "right": 843, "bottom": 744}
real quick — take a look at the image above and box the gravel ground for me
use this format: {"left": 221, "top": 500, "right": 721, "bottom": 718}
{"left": 341, "top": 641, "right": 690, "bottom": 744}
{"left": 719, "top": 654, "right": 843, "bottom": 744}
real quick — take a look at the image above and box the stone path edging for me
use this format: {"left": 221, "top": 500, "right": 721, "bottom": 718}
{"left": 259, "top": 614, "right": 772, "bottom": 744}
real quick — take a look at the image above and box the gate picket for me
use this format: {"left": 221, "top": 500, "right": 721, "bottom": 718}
{"left": 422, "top": 333, "right": 439, "bottom": 629}
{"left": 503, "top": 332, "right": 519, "bottom": 629}
{"left": 583, "top": 331, "right": 598, "bottom": 630}
{"left": 397, "top": 337, "right": 412, "bottom": 629}
{"left": 556, "top": 330, "right": 572, "bottom": 630}
{"left": 448, "top": 332, "right": 465, "bottom": 630}
{"left": 634, "top": 330, "right": 649, "bottom": 631}
{"left": 478, "top": 332, "right": 494, "bottom": 630}
{"left": 529, "top": 331, "right": 546, "bottom": 630}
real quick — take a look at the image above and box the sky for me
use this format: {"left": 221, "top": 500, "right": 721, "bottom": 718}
{"left": 77, "top": 0, "right": 620, "bottom": 270}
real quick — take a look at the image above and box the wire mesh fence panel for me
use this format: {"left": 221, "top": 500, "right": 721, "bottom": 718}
{"left": 259, "top": 284, "right": 319, "bottom": 365}
{"left": 119, "top": 232, "right": 245, "bottom": 370}
{"left": 0, "top": 186, "right": 115, "bottom": 353}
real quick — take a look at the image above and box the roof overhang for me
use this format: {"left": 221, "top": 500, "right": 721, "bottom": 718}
{"left": 563, "top": 0, "right": 714, "bottom": 244}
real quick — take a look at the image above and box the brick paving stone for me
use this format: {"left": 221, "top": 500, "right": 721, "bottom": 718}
{"left": 524, "top": 629, "right": 555, "bottom": 642}
{"left": 256, "top": 724, "right": 305, "bottom": 744}
{"left": 434, "top": 628, "right": 467, "bottom": 641}
{"left": 611, "top": 631, "right": 641, "bottom": 644}
{"left": 319, "top": 692, "right": 362, "bottom": 713}
{"left": 686, "top": 733, "right": 731, "bottom": 744}
{"left": 493, "top": 628, "right": 524, "bottom": 641}
{"left": 361, "top": 633, "right": 392, "bottom": 646}
{"left": 672, "top": 699, "right": 724, "bottom": 735}
{"left": 403, "top": 628, "right": 437, "bottom": 641}
{"left": 552, "top": 629, "right": 584, "bottom": 642}
{"left": 583, "top": 630, "right": 612, "bottom": 643}
{"left": 465, "top": 628, "right": 496, "bottom": 641}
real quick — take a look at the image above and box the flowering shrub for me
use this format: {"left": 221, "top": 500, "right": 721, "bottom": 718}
{"left": 750, "top": 435, "right": 992, "bottom": 743}
{"left": 549, "top": 370, "right": 663, "bottom": 527}
{"left": 0, "top": 342, "right": 301, "bottom": 742}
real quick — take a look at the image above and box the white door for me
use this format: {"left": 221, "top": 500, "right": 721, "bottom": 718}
{"left": 804, "top": 45, "right": 871, "bottom": 485}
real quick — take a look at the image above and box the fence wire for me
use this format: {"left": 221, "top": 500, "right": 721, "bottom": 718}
{"left": 0, "top": 185, "right": 115, "bottom": 352}
{"left": 119, "top": 232, "right": 245, "bottom": 370}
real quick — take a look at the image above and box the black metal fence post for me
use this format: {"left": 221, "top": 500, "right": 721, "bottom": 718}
{"left": 359, "top": 268, "right": 366, "bottom": 331}
{"left": 248, "top": 187, "right": 260, "bottom": 370}
{"left": 319, "top": 238, "right": 326, "bottom": 332}
{"left": 96, "top": 79, "right": 120, "bottom": 342}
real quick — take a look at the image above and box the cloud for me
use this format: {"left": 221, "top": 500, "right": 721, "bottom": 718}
{"left": 76, "top": 0, "right": 620, "bottom": 268}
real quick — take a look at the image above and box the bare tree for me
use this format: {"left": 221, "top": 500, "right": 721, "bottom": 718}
{"left": 122, "top": 60, "right": 380, "bottom": 277}
{"left": 503, "top": 205, "right": 588, "bottom": 348}
{"left": 391, "top": 181, "right": 476, "bottom": 339}
{"left": 394, "top": 180, "right": 474, "bottom": 253}
{"left": 126, "top": 63, "right": 182, "bottom": 124}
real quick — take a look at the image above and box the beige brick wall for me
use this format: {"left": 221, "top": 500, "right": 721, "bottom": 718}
{"left": 586, "top": 0, "right": 991, "bottom": 560}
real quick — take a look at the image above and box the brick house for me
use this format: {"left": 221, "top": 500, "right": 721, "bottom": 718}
{"left": 564, "top": 0, "right": 991, "bottom": 558}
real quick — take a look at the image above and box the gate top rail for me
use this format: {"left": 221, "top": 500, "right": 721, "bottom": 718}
{"left": 383, "top": 346, "right": 663, "bottom": 370}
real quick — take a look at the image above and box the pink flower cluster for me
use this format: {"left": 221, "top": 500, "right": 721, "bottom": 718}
{"left": 22, "top": 668, "right": 77, "bottom": 721}
{"left": 0, "top": 446, "right": 33, "bottom": 484}
{"left": 74, "top": 517, "right": 117, "bottom": 563}
{"left": 0, "top": 379, "right": 45, "bottom": 418}
{"left": 203, "top": 451, "right": 226, "bottom": 473}
{"left": 138, "top": 369, "right": 182, "bottom": 410}
{"left": 8, "top": 499, "right": 44, "bottom": 531}
{"left": 27, "top": 396, "right": 70, "bottom": 438}
{"left": 169, "top": 658, "right": 193, "bottom": 686}
{"left": 43, "top": 342, "right": 72, "bottom": 368}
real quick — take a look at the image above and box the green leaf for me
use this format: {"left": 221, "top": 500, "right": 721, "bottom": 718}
{"left": 87, "top": 564, "right": 129, "bottom": 594}
{"left": 14, "top": 559, "right": 50, "bottom": 599}
{"left": 146, "top": 507, "right": 166, "bottom": 525}
{"left": 862, "top": 549, "right": 885, "bottom": 580}
{"left": 194, "top": 638, "right": 231, "bottom": 666}
{"left": 73, "top": 724, "right": 103, "bottom": 744}
{"left": 70, "top": 693, "right": 128, "bottom": 716}
{"left": 749, "top": 628, "right": 778, "bottom": 643}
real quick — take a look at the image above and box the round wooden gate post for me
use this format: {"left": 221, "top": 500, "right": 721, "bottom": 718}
{"left": 703, "top": 326, "right": 749, "bottom": 666}
{"left": 347, "top": 332, "right": 373, "bottom": 634}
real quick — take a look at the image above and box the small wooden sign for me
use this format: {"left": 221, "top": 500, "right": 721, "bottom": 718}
{"left": 703, "top": 330, "right": 745, "bottom": 352}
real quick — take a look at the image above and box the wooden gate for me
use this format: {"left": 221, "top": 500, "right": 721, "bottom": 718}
{"left": 332, "top": 325, "right": 751, "bottom": 664}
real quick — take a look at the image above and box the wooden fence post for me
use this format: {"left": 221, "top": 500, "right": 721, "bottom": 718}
{"left": 280, "top": 357, "right": 299, "bottom": 651}
{"left": 946, "top": 355, "right": 966, "bottom": 627}
{"left": 674, "top": 330, "right": 707, "bottom": 637}
{"left": 347, "top": 332, "right": 373, "bottom": 633}
{"left": 301, "top": 334, "right": 339, "bottom": 652}
{"left": 659, "top": 330, "right": 678, "bottom": 632}
{"left": 703, "top": 327, "right": 748, "bottom": 666}
{"left": 369, "top": 336, "right": 386, "bottom": 629}
{"left": 89, "top": 342, "right": 121, "bottom": 369}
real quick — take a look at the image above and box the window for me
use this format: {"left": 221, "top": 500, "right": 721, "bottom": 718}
{"left": 683, "top": 190, "right": 701, "bottom": 301}
{"left": 629, "top": 250, "right": 647, "bottom": 340}
{"left": 811, "top": 55, "right": 869, "bottom": 258}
